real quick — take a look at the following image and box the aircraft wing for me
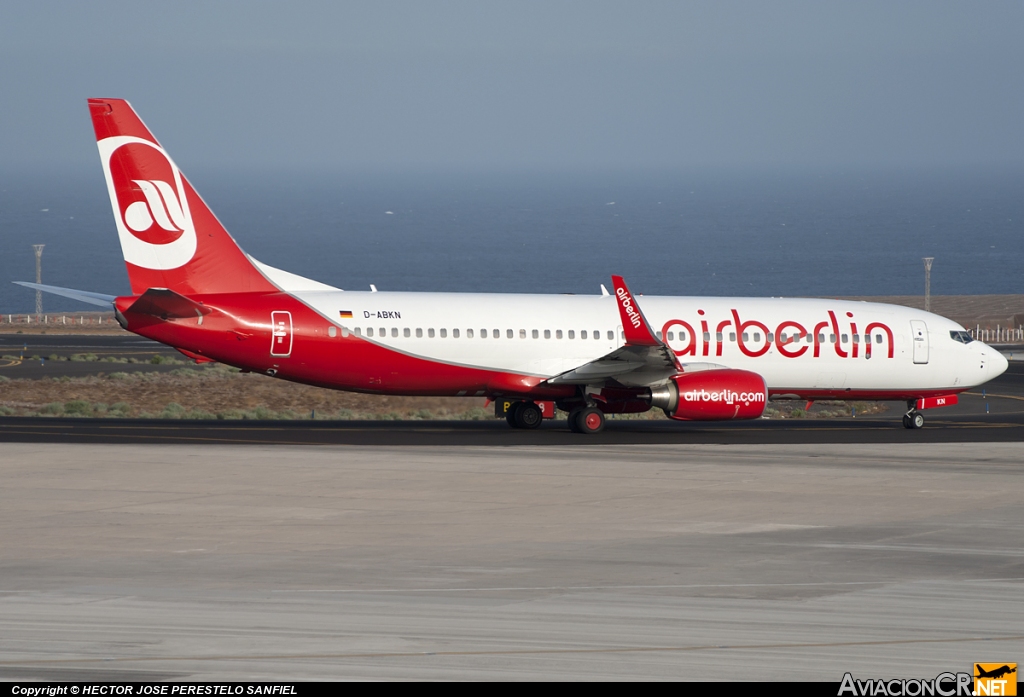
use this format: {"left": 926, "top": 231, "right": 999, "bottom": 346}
{"left": 545, "top": 275, "right": 686, "bottom": 387}
{"left": 12, "top": 282, "right": 116, "bottom": 308}
{"left": 544, "top": 342, "right": 680, "bottom": 386}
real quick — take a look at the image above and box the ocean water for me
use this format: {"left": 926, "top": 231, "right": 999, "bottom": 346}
{"left": 1, "top": 166, "right": 1021, "bottom": 313}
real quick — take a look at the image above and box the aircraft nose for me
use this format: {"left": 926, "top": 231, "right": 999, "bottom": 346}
{"left": 969, "top": 342, "right": 1009, "bottom": 386}
{"left": 990, "top": 347, "right": 1009, "bottom": 379}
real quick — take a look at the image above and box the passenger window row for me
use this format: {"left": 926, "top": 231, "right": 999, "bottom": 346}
{"left": 348, "top": 327, "right": 618, "bottom": 340}
{"left": 337, "top": 325, "right": 886, "bottom": 346}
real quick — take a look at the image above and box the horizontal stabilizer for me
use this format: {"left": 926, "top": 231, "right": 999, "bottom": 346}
{"left": 125, "top": 288, "right": 211, "bottom": 319}
{"left": 13, "top": 282, "right": 116, "bottom": 308}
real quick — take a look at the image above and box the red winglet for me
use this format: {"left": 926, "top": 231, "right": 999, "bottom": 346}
{"left": 610, "top": 275, "right": 660, "bottom": 346}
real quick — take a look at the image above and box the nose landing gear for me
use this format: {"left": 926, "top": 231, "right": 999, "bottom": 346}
{"left": 902, "top": 403, "right": 925, "bottom": 430}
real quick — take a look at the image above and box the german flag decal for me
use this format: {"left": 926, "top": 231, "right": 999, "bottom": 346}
{"left": 339, "top": 310, "right": 353, "bottom": 319}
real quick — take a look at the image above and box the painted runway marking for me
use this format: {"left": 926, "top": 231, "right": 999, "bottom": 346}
{"left": 4, "top": 634, "right": 1024, "bottom": 666}
{"left": 270, "top": 577, "right": 1024, "bottom": 593}
{"left": 8, "top": 578, "right": 1019, "bottom": 598}
{"left": 3, "top": 417, "right": 1024, "bottom": 447}
{"left": 965, "top": 391, "right": 1024, "bottom": 402}
{"left": 784, "top": 543, "right": 1024, "bottom": 557}
{"left": 2, "top": 419, "right": 1020, "bottom": 434}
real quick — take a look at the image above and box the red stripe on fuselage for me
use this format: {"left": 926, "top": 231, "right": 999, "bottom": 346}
{"left": 116, "top": 291, "right": 575, "bottom": 399}
{"left": 768, "top": 387, "right": 969, "bottom": 401}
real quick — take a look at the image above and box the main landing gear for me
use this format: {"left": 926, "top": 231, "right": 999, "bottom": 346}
{"left": 506, "top": 401, "right": 544, "bottom": 430}
{"left": 568, "top": 407, "right": 605, "bottom": 434}
{"left": 903, "top": 403, "right": 925, "bottom": 430}
{"left": 502, "top": 397, "right": 606, "bottom": 434}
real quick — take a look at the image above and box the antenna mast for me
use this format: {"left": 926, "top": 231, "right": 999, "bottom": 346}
{"left": 32, "top": 244, "right": 45, "bottom": 319}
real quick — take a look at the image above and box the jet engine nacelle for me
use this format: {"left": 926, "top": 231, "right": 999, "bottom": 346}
{"left": 649, "top": 369, "right": 768, "bottom": 421}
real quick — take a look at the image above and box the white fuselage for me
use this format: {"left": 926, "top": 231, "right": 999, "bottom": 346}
{"left": 292, "top": 289, "right": 1008, "bottom": 394}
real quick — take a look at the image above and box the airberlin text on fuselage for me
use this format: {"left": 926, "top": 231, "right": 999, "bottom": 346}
{"left": 661, "top": 309, "right": 895, "bottom": 360}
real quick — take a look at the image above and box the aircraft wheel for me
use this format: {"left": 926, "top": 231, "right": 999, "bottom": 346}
{"left": 515, "top": 402, "right": 543, "bottom": 429}
{"left": 911, "top": 412, "right": 925, "bottom": 429}
{"left": 506, "top": 402, "right": 522, "bottom": 428}
{"left": 902, "top": 414, "right": 912, "bottom": 429}
{"left": 567, "top": 409, "right": 583, "bottom": 433}
{"left": 576, "top": 407, "right": 605, "bottom": 434}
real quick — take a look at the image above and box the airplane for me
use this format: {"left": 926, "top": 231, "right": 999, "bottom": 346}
{"left": 15, "top": 99, "right": 1009, "bottom": 433}
{"left": 975, "top": 665, "right": 1017, "bottom": 680}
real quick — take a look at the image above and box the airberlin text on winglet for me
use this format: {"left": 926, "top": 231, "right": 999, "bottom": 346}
{"left": 615, "top": 286, "right": 643, "bottom": 330}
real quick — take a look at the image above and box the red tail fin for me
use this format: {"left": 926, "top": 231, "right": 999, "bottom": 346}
{"left": 89, "top": 99, "right": 275, "bottom": 296}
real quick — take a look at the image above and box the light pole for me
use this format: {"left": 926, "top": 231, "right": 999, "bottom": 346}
{"left": 922, "top": 257, "right": 934, "bottom": 312}
{"left": 32, "top": 244, "right": 45, "bottom": 319}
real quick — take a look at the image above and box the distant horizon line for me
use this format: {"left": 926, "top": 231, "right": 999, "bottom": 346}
{"left": 4, "top": 160, "right": 1024, "bottom": 180}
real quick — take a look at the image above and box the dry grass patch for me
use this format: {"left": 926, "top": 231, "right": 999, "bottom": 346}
{"left": 0, "top": 365, "right": 490, "bottom": 420}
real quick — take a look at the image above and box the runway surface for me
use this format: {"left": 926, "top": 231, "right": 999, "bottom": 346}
{"left": 0, "top": 442, "right": 1021, "bottom": 680}
{"left": 2, "top": 409, "right": 1024, "bottom": 445}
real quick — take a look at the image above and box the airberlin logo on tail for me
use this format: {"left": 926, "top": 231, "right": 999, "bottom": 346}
{"left": 123, "top": 179, "right": 186, "bottom": 234}
{"left": 97, "top": 135, "right": 197, "bottom": 271}
{"left": 616, "top": 287, "right": 643, "bottom": 329}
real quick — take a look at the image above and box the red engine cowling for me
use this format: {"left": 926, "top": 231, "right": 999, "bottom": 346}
{"left": 655, "top": 369, "right": 767, "bottom": 421}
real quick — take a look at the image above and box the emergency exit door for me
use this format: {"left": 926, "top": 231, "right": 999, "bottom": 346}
{"left": 910, "top": 320, "right": 928, "bottom": 364}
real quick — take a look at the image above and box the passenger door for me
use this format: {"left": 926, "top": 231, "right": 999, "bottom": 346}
{"left": 910, "top": 320, "right": 929, "bottom": 364}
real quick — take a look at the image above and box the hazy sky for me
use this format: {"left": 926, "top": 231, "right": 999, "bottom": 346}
{"left": 1, "top": 1, "right": 1022, "bottom": 171}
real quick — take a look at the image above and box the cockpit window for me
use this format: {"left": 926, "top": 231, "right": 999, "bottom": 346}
{"left": 949, "top": 330, "right": 974, "bottom": 344}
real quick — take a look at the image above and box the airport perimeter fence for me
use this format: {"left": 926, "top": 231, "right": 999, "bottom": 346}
{"left": 970, "top": 326, "right": 1024, "bottom": 343}
{"left": 1, "top": 313, "right": 116, "bottom": 326}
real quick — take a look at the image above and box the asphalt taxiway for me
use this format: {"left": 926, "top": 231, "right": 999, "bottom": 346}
{"left": 0, "top": 333, "right": 182, "bottom": 378}
{"left": 2, "top": 409, "right": 1024, "bottom": 445}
